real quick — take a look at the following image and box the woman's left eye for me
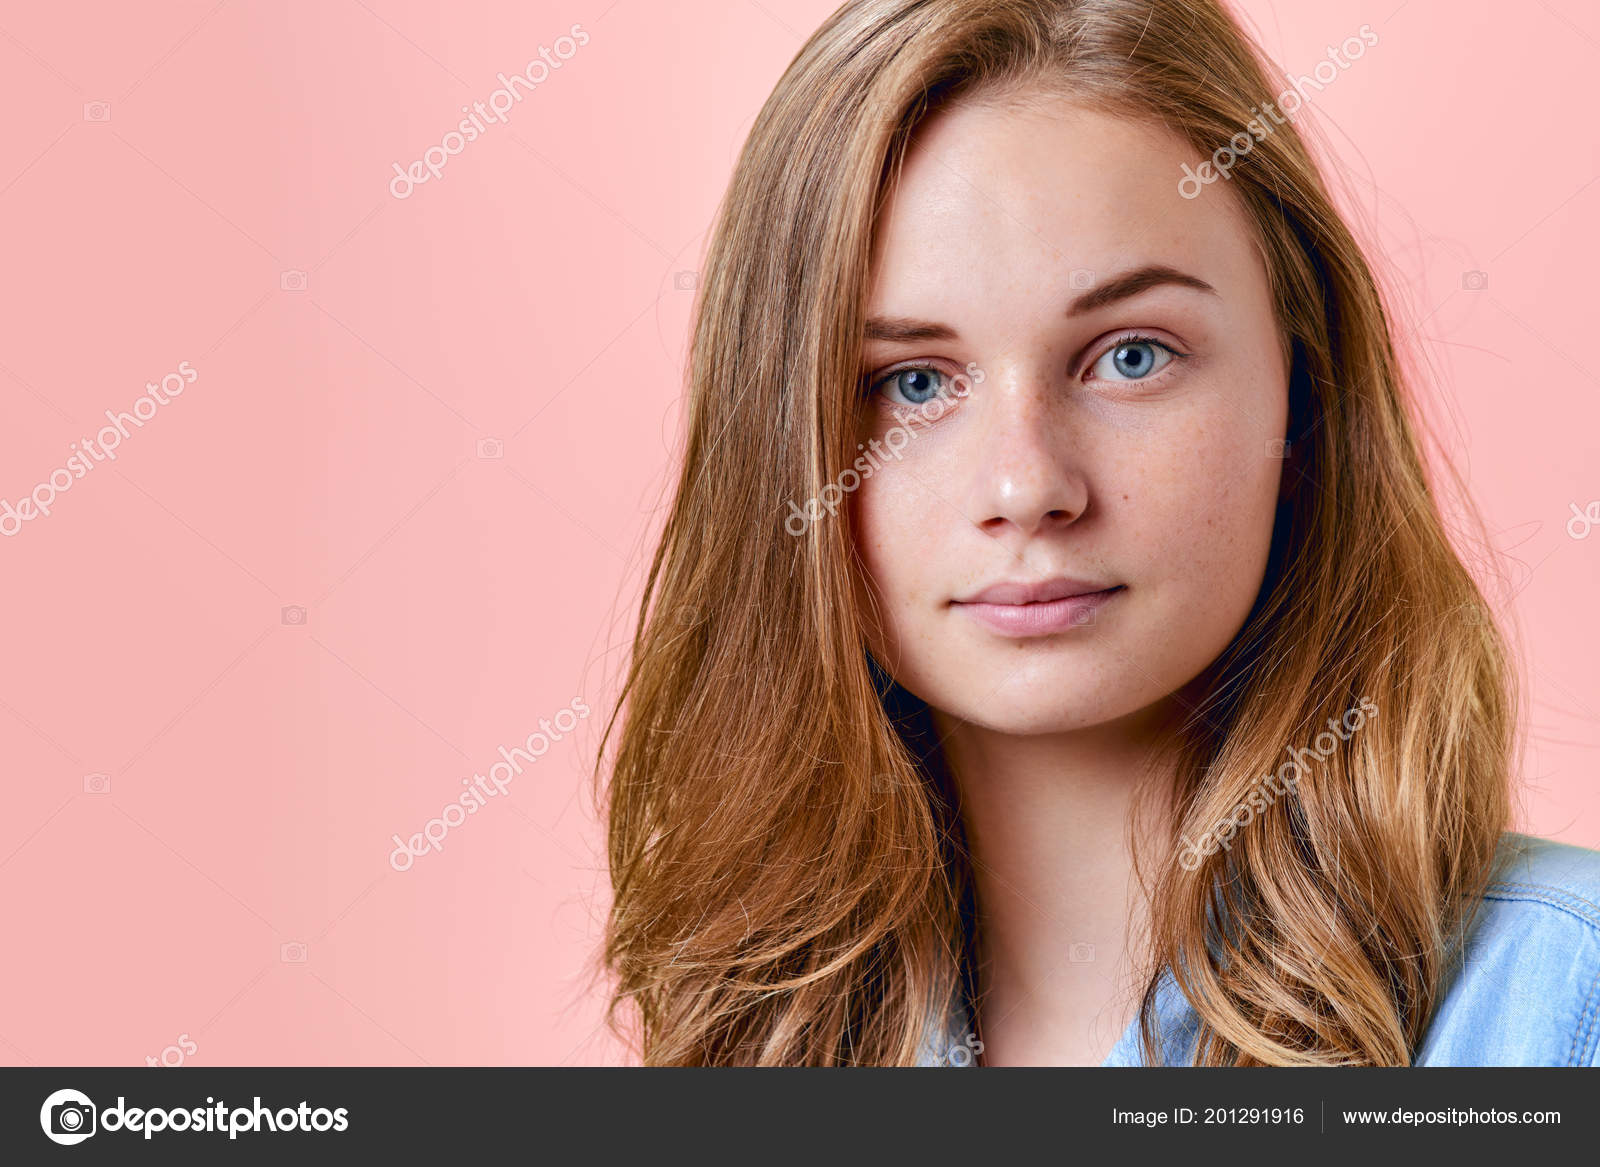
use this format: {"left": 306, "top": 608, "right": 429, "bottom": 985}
{"left": 1087, "top": 338, "right": 1178, "bottom": 383}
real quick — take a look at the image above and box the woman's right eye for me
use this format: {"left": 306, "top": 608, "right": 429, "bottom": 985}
{"left": 872, "top": 366, "right": 951, "bottom": 406}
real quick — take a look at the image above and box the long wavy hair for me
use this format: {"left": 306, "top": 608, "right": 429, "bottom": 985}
{"left": 596, "top": 0, "right": 1515, "bottom": 1065}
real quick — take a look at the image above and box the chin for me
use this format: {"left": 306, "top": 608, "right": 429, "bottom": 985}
{"left": 961, "top": 705, "right": 1115, "bottom": 736}
{"left": 907, "top": 657, "right": 1155, "bottom": 736}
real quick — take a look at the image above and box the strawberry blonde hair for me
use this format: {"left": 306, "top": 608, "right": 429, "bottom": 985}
{"left": 596, "top": 0, "right": 1513, "bottom": 1065}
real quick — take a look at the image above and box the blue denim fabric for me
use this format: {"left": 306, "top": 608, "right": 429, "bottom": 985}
{"left": 916, "top": 831, "right": 1600, "bottom": 1066}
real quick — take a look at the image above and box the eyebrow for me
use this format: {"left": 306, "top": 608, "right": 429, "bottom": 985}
{"left": 1069, "top": 264, "right": 1217, "bottom": 315}
{"left": 862, "top": 317, "right": 959, "bottom": 343}
{"left": 862, "top": 264, "right": 1217, "bottom": 342}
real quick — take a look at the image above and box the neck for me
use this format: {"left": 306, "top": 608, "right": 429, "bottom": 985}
{"left": 935, "top": 700, "right": 1180, "bottom": 1062}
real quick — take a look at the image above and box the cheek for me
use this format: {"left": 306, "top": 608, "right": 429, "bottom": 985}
{"left": 1128, "top": 412, "right": 1283, "bottom": 604}
{"left": 851, "top": 463, "right": 923, "bottom": 602}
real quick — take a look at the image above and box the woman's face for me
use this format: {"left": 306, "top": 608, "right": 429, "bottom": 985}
{"left": 852, "top": 93, "right": 1289, "bottom": 736}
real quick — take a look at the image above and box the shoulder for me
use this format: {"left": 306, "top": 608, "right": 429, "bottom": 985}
{"left": 1415, "top": 831, "right": 1600, "bottom": 1066}
{"left": 1477, "top": 831, "right": 1600, "bottom": 950}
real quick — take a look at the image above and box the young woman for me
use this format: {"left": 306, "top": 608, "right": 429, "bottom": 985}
{"left": 596, "top": 0, "right": 1600, "bottom": 1066}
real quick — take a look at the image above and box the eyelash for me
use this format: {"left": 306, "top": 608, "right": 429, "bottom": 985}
{"left": 863, "top": 332, "right": 1190, "bottom": 401}
{"left": 1083, "top": 332, "right": 1190, "bottom": 384}
{"left": 862, "top": 364, "right": 959, "bottom": 402}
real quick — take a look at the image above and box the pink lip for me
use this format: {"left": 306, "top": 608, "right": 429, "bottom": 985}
{"left": 952, "top": 578, "right": 1124, "bottom": 637}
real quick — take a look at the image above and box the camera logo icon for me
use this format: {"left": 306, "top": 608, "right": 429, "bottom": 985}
{"left": 280, "top": 941, "right": 307, "bottom": 963}
{"left": 82, "top": 102, "right": 111, "bottom": 122}
{"left": 1069, "top": 941, "right": 1096, "bottom": 962}
{"left": 1068, "top": 268, "right": 1096, "bottom": 290}
{"left": 280, "top": 270, "right": 308, "bottom": 292}
{"left": 673, "top": 270, "right": 699, "bottom": 291}
{"left": 1461, "top": 270, "right": 1489, "bottom": 291}
{"left": 1265, "top": 438, "right": 1291, "bottom": 459}
{"left": 83, "top": 773, "right": 111, "bottom": 794}
{"left": 40, "top": 1088, "right": 96, "bottom": 1145}
{"left": 281, "top": 605, "right": 307, "bottom": 626}
{"left": 1070, "top": 605, "right": 1098, "bottom": 626}
{"left": 475, "top": 437, "right": 504, "bottom": 460}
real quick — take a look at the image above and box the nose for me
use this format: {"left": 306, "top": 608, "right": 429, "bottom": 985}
{"left": 964, "top": 370, "right": 1088, "bottom": 541}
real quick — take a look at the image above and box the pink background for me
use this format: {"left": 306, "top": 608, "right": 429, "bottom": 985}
{"left": 1, "top": 0, "right": 1595, "bottom": 1067}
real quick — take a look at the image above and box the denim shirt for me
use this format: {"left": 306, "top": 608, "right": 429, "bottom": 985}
{"left": 916, "top": 831, "right": 1600, "bottom": 1066}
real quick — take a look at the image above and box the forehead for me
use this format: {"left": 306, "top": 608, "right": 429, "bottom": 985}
{"left": 868, "top": 94, "right": 1258, "bottom": 300}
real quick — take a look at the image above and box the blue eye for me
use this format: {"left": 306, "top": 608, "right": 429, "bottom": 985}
{"left": 1089, "top": 338, "right": 1176, "bottom": 383}
{"left": 874, "top": 366, "right": 949, "bottom": 406}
